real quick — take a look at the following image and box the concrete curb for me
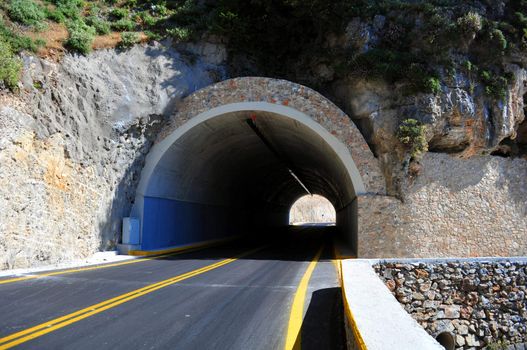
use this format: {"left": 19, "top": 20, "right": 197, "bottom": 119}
{"left": 0, "top": 251, "right": 136, "bottom": 277}
{"left": 333, "top": 243, "right": 443, "bottom": 350}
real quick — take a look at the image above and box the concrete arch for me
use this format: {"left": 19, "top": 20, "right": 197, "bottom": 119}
{"left": 127, "top": 77, "right": 384, "bottom": 253}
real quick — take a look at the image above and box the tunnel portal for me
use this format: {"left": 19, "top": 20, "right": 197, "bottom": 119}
{"left": 126, "top": 78, "right": 384, "bottom": 255}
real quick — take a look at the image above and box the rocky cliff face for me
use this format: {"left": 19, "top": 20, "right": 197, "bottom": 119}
{"left": 0, "top": 41, "right": 226, "bottom": 268}
{"left": 317, "top": 15, "right": 527, "bottom": 197}
{"left": 332, "top": 64, "right": 526, "bottom": 196}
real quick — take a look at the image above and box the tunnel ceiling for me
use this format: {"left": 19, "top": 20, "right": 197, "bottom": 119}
{"left": 145, "top": 111, "right": 356, "bottom": 211}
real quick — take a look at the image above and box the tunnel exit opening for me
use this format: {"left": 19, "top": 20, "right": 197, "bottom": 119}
{"left": 289, "top": 195, "right": 336, "bottom": 226}
{"left": 125, "top": 78, "right": 374, "bottom": 257}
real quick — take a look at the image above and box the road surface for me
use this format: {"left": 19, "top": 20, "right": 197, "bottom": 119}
{"left": 0, "top": 227, "right": 345, "bottom": 350}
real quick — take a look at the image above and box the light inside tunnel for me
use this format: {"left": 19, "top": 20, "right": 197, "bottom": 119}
{"left": 289, "top": 194, "right": 336, "bottom": 225}
{"left": 131, "top": 104, "right": 362, "bottom": 254}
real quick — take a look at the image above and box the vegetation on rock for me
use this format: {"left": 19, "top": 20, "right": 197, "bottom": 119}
{"left": 0, "top": 38, "right": 22, "bottom": 90}
{"left": 397, "top": 118, "right": 428, "bottom": 159}
{"left": 65, "top": 19, "right": 96, "bottom": 54}
{"left": 8, "top": 0, "right": 46, "bottom": 28}
{"left": 120, "top": 31, "right": 140, "bottom": 48}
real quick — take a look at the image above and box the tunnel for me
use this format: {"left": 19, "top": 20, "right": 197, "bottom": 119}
{"left": 125, "top": 78, "right": 373, "bottom": 256}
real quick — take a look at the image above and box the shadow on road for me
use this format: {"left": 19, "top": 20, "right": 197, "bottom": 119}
{"left": 292, "top": 287, "right": 347, "bottom": 350}
{"left": 151, "top": 225, "right": 340, "bottom": 263}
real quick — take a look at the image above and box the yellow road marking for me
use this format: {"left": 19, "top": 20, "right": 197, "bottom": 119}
{"left": 284, "top": 245, "right": 324, "bottom": 350}
{"left": 0, "top": 239, "right": 234, "bottom": 285}
{"left": 0, "top": 246, "right": 264, "bottom": 350}
{"left": 128, "top": 236, "right": 241, "bottom": 256}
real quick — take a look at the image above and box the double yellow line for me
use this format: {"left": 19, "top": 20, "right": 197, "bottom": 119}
{"left": 0, "top": 246, "right": 264, "bottom": 350}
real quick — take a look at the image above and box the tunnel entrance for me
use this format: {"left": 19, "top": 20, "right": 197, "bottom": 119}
{"left": 125, "top": 78, "right": 383, "bottom": 256}
{"left": 289, "top": 195, "right": 336, "bottom": 226}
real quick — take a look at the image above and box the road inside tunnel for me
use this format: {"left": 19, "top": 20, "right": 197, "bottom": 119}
{"left": 0, "top": 226, "right": 346, "bottom": 350}
{"left": 128, "top": 103, "right": 363, "bottom": 256}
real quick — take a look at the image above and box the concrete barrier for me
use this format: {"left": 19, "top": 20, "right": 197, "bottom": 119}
{"left": 339, "top": 259, "right": 444, "bottom": 350}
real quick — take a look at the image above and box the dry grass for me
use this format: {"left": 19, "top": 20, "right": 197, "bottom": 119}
{"left": 93, "top": 31, "right": 148, "bottom": 50}
{"left": 26, "top": 22, "right": 68, "bottom": 60}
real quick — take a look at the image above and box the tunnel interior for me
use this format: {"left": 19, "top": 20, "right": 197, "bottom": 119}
{"left": 134, "top": 109, "right": 360, "bottom": 253}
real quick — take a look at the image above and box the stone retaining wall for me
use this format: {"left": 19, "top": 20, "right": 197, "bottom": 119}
{"left": 358, "top": 153, "right": 527, "bottom": 258}
{"left": 374, "top": 259, "right": 527, "bottom": 349}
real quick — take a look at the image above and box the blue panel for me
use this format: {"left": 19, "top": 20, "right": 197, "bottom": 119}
{"left": 142, "top": 197, "right": 248, "bottom": 250}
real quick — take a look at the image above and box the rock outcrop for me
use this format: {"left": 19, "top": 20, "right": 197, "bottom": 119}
{"left": 0, "top": 41, "right": 226, "bottom": 268}
{"left": 330, "top": 39, "right": 526, "bottom": 196}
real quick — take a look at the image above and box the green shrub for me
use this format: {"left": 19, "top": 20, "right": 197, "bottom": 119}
{"left": 481, "top": 73, "right": 509, "bottom": 100}
{"left": 463, "top": 60, "right": 473, "bottom": 72}
{"left": 65, "top": 19, "right": 95, "bottom": 54}
{"left": 110, "top": 8, "right": 129, "bottom": 20}
{"left": 397, "top": 119, "right": 428, "bottom": 159}
{"left": 144, "top": 30, "right": 161, "bottom": 41}
{"left": 119, "top": 31, "right": 140, "bottom": 48}
{"left": 138, "top": 11, "right": 157, "bottom": 26}
{"left": 490, "top": 28, "right": 507, "bottom": 50}
{"left": 45, "top": 8, "right": 66, "bottom": 23}
{"left": 85, "top": 16, "right": 111, "bottom": 35}
{"left": 8, "top": 0, "right": 46, "bottom": 26}
{"left": 423, "top": 76, "right": 441, "bottom": 94}
{"left": 87, "top": 4, "right": 100, "bottom": 16}
{"left": 152, "top": 3, "right": 168, "bottom": 17}
{"left": 52, "top": 0, "right": 85, "bottom": 20}
{"left": 456, "top": 12, "right": 482, "bottom": 36}
{"left": 34, "top": 38, "right": 46, "bottom": 47}
{"left": 0, "top": 19, "right": 41, "bottom": 52}
{"left": 0, "top": 40, "right": 22, "bottom": 90}
{"left": 111, "top": 18, "right": 135, "bottom": 31}
{"left": 167, "top": 27, "right": 191, "bottom": 41}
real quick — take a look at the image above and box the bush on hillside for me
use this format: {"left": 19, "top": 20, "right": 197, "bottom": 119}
{"left": 65, "top": 19, "right": 95, "bottom": 54}
{"left": 111, "top": 18, "right": 135, "bottom": 31}
{"left": 85, "top": 16, "right": 111, "bottom": 35}
{"left": 0, "top": 39, "right": 22, "bottom": 90}
{"left": 8, "top": 0, "right": 46, "bottom": 26}
{"left": 119, "top": 31, "right": 140, "bottom": 48}
{"left": 51, "top": 0, "right": 85, "bottom": 20}
{"left": 456, "top": 12, "right": 482, "bottom": 36}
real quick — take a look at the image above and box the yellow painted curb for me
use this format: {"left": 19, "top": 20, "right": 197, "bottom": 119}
{"left": 333, "top": 244, "right": 367, "bottom": 350}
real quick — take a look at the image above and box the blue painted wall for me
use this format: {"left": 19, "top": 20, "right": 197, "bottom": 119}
{"left": 142, "top": 197, "right": 249, "bottom": 250}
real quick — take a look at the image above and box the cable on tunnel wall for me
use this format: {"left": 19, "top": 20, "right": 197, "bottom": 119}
{"left": 246, "top": 116, "right": 311, "bottom": 196}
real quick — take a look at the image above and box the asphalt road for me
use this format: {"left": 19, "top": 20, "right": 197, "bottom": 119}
{"left": 0, "top": 227, "right": 345, "bottom": 350}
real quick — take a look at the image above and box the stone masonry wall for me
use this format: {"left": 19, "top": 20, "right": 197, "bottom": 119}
{"left": 375, "top": 259, "right": 527, "bottom": 349}
{"left": 358, "top": 152, "right": 527, "bottom": 258}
